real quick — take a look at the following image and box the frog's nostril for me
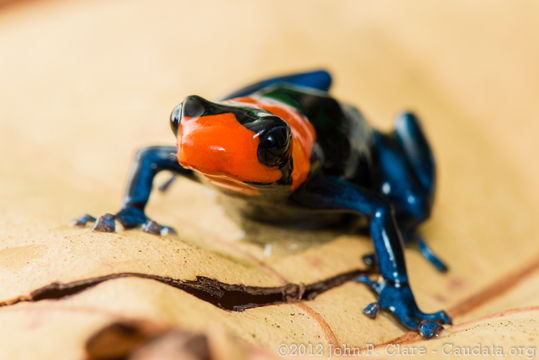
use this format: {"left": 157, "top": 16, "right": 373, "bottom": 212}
{"left": 183, "top": 95, "right": 206, "bottom": 118}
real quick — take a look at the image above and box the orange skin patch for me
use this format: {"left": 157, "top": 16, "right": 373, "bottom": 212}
{"left": 228, "top": 97, "right": 316, "bottom": 190}
{"left": 177, "top": 97, "right": 316, "bottom": 195}
{"left": 177, "top": 113, "right": 282, "bottom": 189}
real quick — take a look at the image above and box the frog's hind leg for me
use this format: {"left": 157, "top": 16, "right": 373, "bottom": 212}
{"left": 292, "top": 175, "right": 451, "bottom": 338}
{"left": 393, "top": 112, "right": 447, "bottom": 272}
{"left": 222, "top": 69, "right": 332, "bottom": 100}
{"left": 361, "top": 236, "right": 448, "bottom": 273}
{"left": 394, "top": 112, "right": 435, "bottom": 194}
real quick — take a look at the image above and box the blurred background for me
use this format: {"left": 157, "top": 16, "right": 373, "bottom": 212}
{"left": 0, "top": 0, "right": 538, "bottom": 358}
{"left": 1, "top": 0, "right": 538, "bottom": 201}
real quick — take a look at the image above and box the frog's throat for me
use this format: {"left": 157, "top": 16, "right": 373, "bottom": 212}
{"left": 198, "top": 172, "right": 259, "bottom": 196}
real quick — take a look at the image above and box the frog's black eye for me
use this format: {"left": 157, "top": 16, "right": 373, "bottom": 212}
{"left": 257, "top": 123, "right": 292, "bottom": 168}
{"left": 182, "top": 95, "right": 206, "bottom": 118}
{"left": 170, "top": 96, "right": 209, "bottom": 136}
{"left": 170, "top": 104, "right": 181, "bottom": 136}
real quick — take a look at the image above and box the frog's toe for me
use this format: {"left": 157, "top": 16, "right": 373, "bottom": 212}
{"left": 356, "top": 275, "right": 382, "bottom": 294}
{"left": 142, "top": 220, "right": 176, "bottom": 236}
{"left": 391, "top": 314, "right": 444, "bottom": 338}
{"left": 409, "top": 309, "right": 451, "bottom": 337}
{"left": 362, "top": 302, "right": 381, "bottom": 319}
{"left": 160, "top": 225, "right": 177, "bottom": 236}
{"left": 70, "top": 214, "right": 96, "bottom": 227}
{"left": 419, "top": 320, "right": 443, "bottom": 339}
{"left": 92, "top": 213, "right": 116, "bottom": 232}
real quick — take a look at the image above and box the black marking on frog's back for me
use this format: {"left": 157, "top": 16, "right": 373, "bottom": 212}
{"left": 257, "top": 85, "right": 375, "bottom": 187}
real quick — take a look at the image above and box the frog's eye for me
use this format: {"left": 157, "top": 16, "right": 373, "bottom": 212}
{"left": 182, "top": 95, "right": 206, "bottom": 118}
{"left": 170, "top": 96, "right": 209, "bottom": 136}
{"left": 170, "top": 104, "right": 181, "bottom": 136}
{"left": 257, "top": 123, "right": 292, "bottom": 168}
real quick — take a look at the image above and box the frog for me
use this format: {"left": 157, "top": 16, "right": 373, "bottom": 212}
{"left": 72, "top": 70, "right": 452, "bottom": 338}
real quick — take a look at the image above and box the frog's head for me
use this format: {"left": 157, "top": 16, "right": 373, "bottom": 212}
{"left": 170, "top": 95, "right": 314, "bottom": 196}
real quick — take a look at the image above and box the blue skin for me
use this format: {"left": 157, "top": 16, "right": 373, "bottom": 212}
{"left": 73, "top": 70, "right": 451, "bottom": 338}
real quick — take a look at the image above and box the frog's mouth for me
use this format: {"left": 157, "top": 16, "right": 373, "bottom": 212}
{"left": 176, "top": 154, "right": 260, "bottom": 195}
{"left": 198, "top": 173, "right": 260, "bottom": 196}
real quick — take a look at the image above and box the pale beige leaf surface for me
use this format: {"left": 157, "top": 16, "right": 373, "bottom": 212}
{"left": 0, "top": 0, "right": 538, "bottom": 359}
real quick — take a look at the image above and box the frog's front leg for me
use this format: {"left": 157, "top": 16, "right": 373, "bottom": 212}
{"left": 71, "top": 146, "right": 196, "bottom": 235}
{"left": 291, "top": 175, "right": 451, "bottom": 338}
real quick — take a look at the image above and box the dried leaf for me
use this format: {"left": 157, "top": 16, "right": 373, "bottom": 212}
{"left": 0, "top": 1, "right": 538, "bottom": 359}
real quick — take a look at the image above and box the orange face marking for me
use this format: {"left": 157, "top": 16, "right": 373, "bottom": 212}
{"left": 228, "top": 97, "right": 316, "bottom": 190}
{"left": 177, "top": 113, "right": 282, "bottom": 188}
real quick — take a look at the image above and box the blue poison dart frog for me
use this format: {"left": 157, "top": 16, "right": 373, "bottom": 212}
{"left": 72, "top": 70, "right": 452, "bottom": 338}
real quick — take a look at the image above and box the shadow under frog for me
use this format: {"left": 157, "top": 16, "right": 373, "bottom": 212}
{"left": 214, "top": 190, "right": 369, "bottom": 258}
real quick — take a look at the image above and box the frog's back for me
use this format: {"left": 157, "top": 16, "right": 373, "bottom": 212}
{"left": 255, "top": 84, "right": 375, "bottom": 187}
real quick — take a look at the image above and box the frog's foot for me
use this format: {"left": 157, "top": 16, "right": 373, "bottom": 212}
{"left": 70, "top": 207, "right": 176, "bottom": 236}
{"left": 141, "top": 220, "right": 176, "bottom": 236}
{"left": 356, "top": 275, "right": 382, "bottom": 293}
{"left": 70, "top": 214, "right": 96, "bottom": 227}
{"left": 93, "top": 213, "right": 116, "bottom": 232}
{"left": 357, "top": 276, "right": 452, "bottom": 338}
